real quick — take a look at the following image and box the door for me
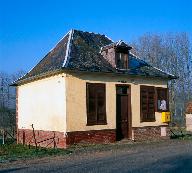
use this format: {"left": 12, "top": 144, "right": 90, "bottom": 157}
{"left": 116, "top": 85, "right": 131, "bottom": 140}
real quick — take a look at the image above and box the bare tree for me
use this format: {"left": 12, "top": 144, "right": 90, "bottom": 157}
{"left": 131, "top": 32, "right": 192, "bottom": 125}
{"left": 0, "top": 70, "right": 25, "bottom": 129}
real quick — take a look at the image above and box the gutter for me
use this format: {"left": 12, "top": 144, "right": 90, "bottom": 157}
{"left": 10, "top": 65, "right": 178, "bottom": 87}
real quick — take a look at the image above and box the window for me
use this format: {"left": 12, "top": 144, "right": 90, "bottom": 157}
{"left": 140, "top": 86, "right": 156, "bottom": 122}
{"left": 156, "top": 88, "right": 168, "bottom": 112}
{"left": 86, "top": 83, "right": 106, "bottom": 125}
{"left": 116, "top": 52, "right": 128, "bottom": 69}
{"left": 116, "top": 86, "right": 129, "bottom": 95}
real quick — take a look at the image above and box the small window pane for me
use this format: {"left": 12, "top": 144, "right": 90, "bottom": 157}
{"left": 97, "top": 98, "right": 106, "bottom": 121}
{"left": 116, "top": 53, "right": 128, "bottom": 69}
{"left": 117, "top": 86, "right": 128, "bottom": 95}
{"left": 89, "top": 98, "right": 96, "bottom": 114}
{"left": 156, "top": 88, "right": 168, "bottom": 111}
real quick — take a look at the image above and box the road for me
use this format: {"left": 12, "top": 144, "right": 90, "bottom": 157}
{"left": 0, "top": 140, "right": 192, "bottom": 173}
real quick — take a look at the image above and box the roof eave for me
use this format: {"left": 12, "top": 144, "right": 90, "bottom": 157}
{"left": 10, "top": 67, "right": 176, "bottom": 87}
{"left": 62, "top": 68, "right": 176, "bottom": 80}
{"left": 168, "top": 75, "right": 179, "bottom": 80}
{"left": 10, "top": 69, "right": 64, "bottom": 86}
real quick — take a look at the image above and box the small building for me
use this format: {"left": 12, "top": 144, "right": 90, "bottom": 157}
{"left": 186, "top": 102, "right": 192, "bottom": 131}
{"left": 12, "top": 29, "right": 176, "bottom": 148}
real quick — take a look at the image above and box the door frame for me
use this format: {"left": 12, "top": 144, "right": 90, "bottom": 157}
{"left": 116, "top": 84, "right": 132, "bottom": 139}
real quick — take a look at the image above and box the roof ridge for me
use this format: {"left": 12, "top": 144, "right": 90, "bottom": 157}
{"left": 62, "top": 29, "right": 74, "bottom": 67}
{"left": 72, "top": 29, "right": 114, "bottom": 42}
{"left": 116, "top": 40, "right": 124, "bottom": 45}
{"left": 49, "top": 30, "right": 72, "bottom": 53}
{"left": 20, "top": 30, "right": 72, "bottom": 80}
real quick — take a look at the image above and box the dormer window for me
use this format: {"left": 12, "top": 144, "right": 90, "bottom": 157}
{"left": 100, "top": 40, "right": 132, "bottom": 69}
{"left": 116, "top": 52, "right": 128, "bottom": 69}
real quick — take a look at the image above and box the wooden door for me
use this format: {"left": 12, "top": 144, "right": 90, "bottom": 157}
{"left": 116, "top": 85, "right": 131, "bottom": 140}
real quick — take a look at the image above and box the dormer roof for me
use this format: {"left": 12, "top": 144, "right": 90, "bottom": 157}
{"left": 101, "top": 40, "right": 132, "bottom": 52}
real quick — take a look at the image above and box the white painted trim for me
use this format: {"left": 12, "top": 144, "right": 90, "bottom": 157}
{"left": 104, "top": 35, "right": 114, "bottom": 42}
{"left": 129, "top": 52, "right": 148, "bottom": 63}
{"left": 29, "top": 30, "right": 72, "bottom": 73}
{"left": 62, "top": 29, "right": 74, "bottom": 67}
{"left": 13, "top": 30, "right": 72, "bottom": 85}
{"left": 152, "top": 66, "right": 176, "bottom": 77}
{"left": 49, "top": 30, "right": 71, "bottom": 53}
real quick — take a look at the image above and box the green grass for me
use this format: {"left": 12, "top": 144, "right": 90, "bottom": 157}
{"left": 170, "top": 127, "right": 192, "bottom": 140}
{"left": 0, "top": 140, "right": 140, "bottom": 163}
{"left": 0, "top": 143, "right": 73, "bottom": 163}
{"left": 1, "top": 137, "right": 191, "bottom": 164}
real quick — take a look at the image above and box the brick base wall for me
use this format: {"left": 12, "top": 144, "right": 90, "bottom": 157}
{"left": 17, "top": 129, "right": 116, "bottom": 148}
{"left": 132, "top": 126, "right": 169, "bottom": 141}
{"left": 66, "top": 129, "right": 116, "bottom": 145}
{"left": 17, "top": 127, "right": 169, "bottom": 148}
{"left": 17, "top": 129, "right": 66, "bottom": 148}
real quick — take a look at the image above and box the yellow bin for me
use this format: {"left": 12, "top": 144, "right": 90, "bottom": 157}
{"left": 161, "top": 112, "right": 171, "bottom": 123}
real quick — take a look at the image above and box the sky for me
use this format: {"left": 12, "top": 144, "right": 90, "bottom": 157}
{"left": 0, "top": 0, "right": 192, "bottom": 74}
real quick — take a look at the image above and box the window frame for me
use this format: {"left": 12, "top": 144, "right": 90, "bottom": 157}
{"left": 115, "top": 52, "right": 129, "bottom": 69}
{"left": 86, "top": 83, "right": 107, "bottom": 126}
{"left": 140, "top": 86, "right": 169, "bottom": 122}
{"left": 156, "top": 87, "right": 169, "bottom": 112}
{"left": 140, "top": 85, "right": 156, "bottom": 122}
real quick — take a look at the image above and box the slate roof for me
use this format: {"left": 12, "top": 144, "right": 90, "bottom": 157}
{"left": 101, "top": 40, "right": 132, "bottom": 51}
{"left": 14, "top": 29, "right": 177, "bottom": 85}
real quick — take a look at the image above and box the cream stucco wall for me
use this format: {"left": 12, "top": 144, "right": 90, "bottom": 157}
{"left": 18, "top": 71, "right": 168, "bottom": 134}
{"left": 186, "top": 114, "right": 192, "bottom": 131}
{"left": 65, "top": 72, "right": 168, "bottom": 132}
{"left": 18, "top": 74, "right": 66, "bottom": 132}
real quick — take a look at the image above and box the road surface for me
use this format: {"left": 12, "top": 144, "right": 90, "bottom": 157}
{"left": 0, "top": 140, "right": 192, "bottom": 173}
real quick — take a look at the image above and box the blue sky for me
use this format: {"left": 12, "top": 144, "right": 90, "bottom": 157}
{"left": 0, "top": 0, "right": 192, "bottom": 74}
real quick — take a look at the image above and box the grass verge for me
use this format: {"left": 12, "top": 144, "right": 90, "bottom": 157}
{"left": 0, "top": 144, "right": 72, "bottom": 163}
{"left": 0, "top": 140, "right": 152, "bottom": 163}
{"left": 1, "top": 137, "right": 191, "bottom": 164}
